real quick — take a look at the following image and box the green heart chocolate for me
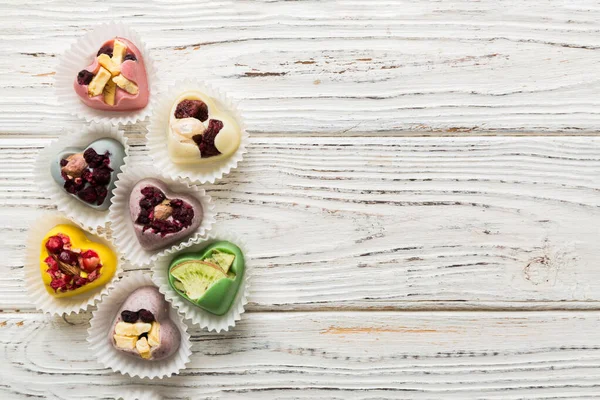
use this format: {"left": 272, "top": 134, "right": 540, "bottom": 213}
{"left": 168, "top": 241, "right": 245, "bottom": 316}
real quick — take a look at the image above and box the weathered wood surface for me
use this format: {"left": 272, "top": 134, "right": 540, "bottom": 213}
{"left": 1, "top": 136, "right": 599, "bottom": 311}
{"left": 2, "top": 311, "right": 600, "bottom": 399}
{"left": 2, "top": 1, "right": 600, "bottom": 398}
{"left": 2, "top": 1, "right": 600, "bottom": 135}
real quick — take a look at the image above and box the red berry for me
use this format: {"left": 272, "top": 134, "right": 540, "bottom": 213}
{"left": 82, "top": 256, "right": 100, "bottom": 272}
{"left": 45, "top": 236, "right": 64, "bottom": 254}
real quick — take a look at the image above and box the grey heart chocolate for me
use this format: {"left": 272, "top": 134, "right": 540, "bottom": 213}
{"left": 109, "top": 286, "right": 181, "bottom": 361}
{"left": 50, "top": 138, "right": 126, "bottom": 211}
{"left": 129, "top": 178, "right": 203, "bottom": 251}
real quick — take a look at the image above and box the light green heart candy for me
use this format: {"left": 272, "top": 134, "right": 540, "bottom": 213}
{"left": 168, "top": 241, "right": 245, "bottom": 316}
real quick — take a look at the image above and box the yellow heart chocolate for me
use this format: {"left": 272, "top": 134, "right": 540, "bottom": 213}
{"left": 39, "top": 224, "right": 117, "bottom": 298}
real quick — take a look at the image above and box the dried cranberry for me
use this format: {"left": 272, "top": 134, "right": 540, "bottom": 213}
{"left": 124, "top": 53, "right": 137, "bottom": 62}
{"left": 44, "top": 256, "right": 59, "bottom": 271}
{"left": 87, "top": 270, "right": 99, "bottom": 282}
{"left": 81, "top": 249, "right": 98, "bottom": 259}
{"left": 174, "top": 99, "right": 209, "bottom": 121}
{"left": 58, "top": 250, "right": 78, "bottom": 265}
{"left": 121, "top": 310, "right": 138, "bottom": 323}
{"left": 45, "top": 236, "right": 64, "bottom": 254}
{"left": 97, "top": 45, "right": 113, "bottom": 57}
{"left": 84, "top": 148, "right": 106, "bottom": 168}
{"left": 60, "top": 159, "right": 68, "bottom": 167}
{"left": 138, "top": 309, "right": 155, "bottom": 323}
{"left": 92, "top": 167, "right": 111, "bottom": 185}
{"left": 77, "top": 186, "right": 98, "bottom": 204}
{"left": 77, "top": 70, "right": 94, "bottom": 85}
{"left": 194, "top": 119, "right": 223, "bottom": 158}
{"left": 172, "top": 204, "right": 194, "bottom": 226}
{"left": 95, "top": 186, "right": 108, "bottom": 205}
{"left": 81, "top": 169, "right": 93, "bottom": 183}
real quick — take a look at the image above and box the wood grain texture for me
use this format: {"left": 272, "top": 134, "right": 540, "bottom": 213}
{"left": 1, "top": 136, "right": 598, "bottom": 311}
{"left": 2, "top": 311, "right": 600, "bottom": 399}
{"left": 2, "top": 0, "right": 600, "bottom": 134}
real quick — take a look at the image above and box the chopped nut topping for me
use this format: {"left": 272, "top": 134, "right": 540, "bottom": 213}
{"left": 61, "top": 153, "right": 88, "bottom": 178}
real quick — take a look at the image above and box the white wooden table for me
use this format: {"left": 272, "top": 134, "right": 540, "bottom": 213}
{"left": 1, "top": 1, "right": 600, "bottom": 398}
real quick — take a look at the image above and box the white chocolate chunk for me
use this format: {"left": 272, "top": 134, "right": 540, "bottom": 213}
{"left": 87, "top": 67, "right": 112, "bottom": 97}
{"left": 112, "top": 74, "right": 139, "bottom": 95}
{"left": 214, "top": 117, "right": 241, "bottom": 156}
{"left": 112, "top": 39, "right": 127, "bottom": 65}
{"left": 113, "top": 334, "right": 137, "bottom": 350}
{"left": 97, "top": 54, "right": 121, "bottom": 76}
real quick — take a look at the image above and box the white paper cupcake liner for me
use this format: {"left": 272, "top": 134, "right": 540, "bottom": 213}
{"left": 147, "top": 79, "right": 248, "bottom": 184}
{"left": 35, "top": 123, "right": 129, "bottom": 235}
{"left": 55, "top": 21, "right": 158, "bottom": 125}
{"left": 108, "top": 167, "right": 216, "bottom": 267}
{"left": 88, "top": 271, "right": 192, "bottom": 379}
{"left": 24, "top": 213, "right": 122, "bottom": 315}
{"left": 151, "top": 230, "right": 250, "bottom": 332}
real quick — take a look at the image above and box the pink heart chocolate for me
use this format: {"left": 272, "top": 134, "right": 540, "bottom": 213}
{"left": 129, "top": 178, "right": 202, "bottom": 251}
{"left": 73, "top": 37, "right": 149, "bottom": 111}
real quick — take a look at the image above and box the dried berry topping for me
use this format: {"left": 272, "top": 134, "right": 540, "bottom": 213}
{"left": 61, "top": 147, "right": 113, "bottom": 206}
{"left": 44, "top": 234, "right": 103, "bottom": 293}
{"left": 138, "top": 309, "right": 155, "bottom": 323}
{"left": 121, "top": 310, "right": 138, "bottom": 323}
{"left": 58, "top": 250, "right": 78, "bottom": 266}
{"left": 97, "top": 45, "right": 113, "bottom": 58}
{"left": 45, "top": 236, "right": 64, "bottom": 254}
{"left": 135, "top": 186, "right": 195, "bottom": 236}
{"left": 174, "top": 99, "right": 209, "bottom": 122}
{"left": 77, "top": 70, "right": 95, "bottom": 85}
{"left": 124, "top": 53, "right": 137, "bottom": 62}
{"left": 193, "top": 119, "right": 223, "bottom": 158}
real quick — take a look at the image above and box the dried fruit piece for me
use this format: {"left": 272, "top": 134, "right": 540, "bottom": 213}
{"left": 121, "top": 310, "right": 138, "bottom": 323}
{"left": 112, "top": 74, "right": 138, "bottom": 95}
{"left": 97, "top": 45, "right": 113, "bottom": 57}
{"left": 124, "top": 53, "right": 137, "bottom": 62}
{"left": 138, "top": 309, "right": 155, "bottom": 323}
{"left": 174, "top": 100, "right": 208, "bottom": 121}
{"left": 45, "top": 236, "right": 64, "bottom": 254}
{"left": 77, "top": 70, "right": 95, "bottom": 85}
{"left": 170, "top": 260, "right": 228, "bottom": 300}
{"left": 193, "top": 119, "right": 223, "bottom": 158}
{"left": 88, "top": 66, "right": 112, "bottom": 97}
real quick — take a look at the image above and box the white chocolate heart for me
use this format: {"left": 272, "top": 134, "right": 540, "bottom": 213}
{"left": 167, "top": 91, "right": 241, "bottom": 165}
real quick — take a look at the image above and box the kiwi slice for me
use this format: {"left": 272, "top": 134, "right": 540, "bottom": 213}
{"left": 170, "top": 260, "right": 227, "bottom": 300}
{"left": 210, "top": 250, "right": 235, "bottom": 274}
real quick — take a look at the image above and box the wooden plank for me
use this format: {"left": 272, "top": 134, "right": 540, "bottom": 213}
{"left": 2, "top": 1, "right": 600, "bottom": 134}
{"left": 1, "top": 311, "right": 600, "bottom": 399}
{"left": 2, "top": 136, "right": 599, "bottom": 311}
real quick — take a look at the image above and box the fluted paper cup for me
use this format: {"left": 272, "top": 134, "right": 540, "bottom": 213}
{"left": 108, "top": 167, "right": 215, "bottom": 266}
{"left": 35, "top": 123, "right": 129, "bottom": 235}
{"left": 55, "top": 21, "right": 157, "bottom": 125}
{"left": 151, "top": 231, "right": 249, "bottom": 332}
{"left": 24, "top": 213, "right": 122, "bottom": 315}
{"left": 147, "top": 79, "right": 248, "bottom": 184}
{"left": 88, "top": 271, "right": 192, "bottom": 379}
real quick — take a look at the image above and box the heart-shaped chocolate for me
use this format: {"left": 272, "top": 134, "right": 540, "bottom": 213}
{"left": 50, "top": 138, "right": 125, "bottom": 211}
{"left": 167, "top": 90, "right": 241, "bottom": 164}
{"left": 73, "top": 37, "right": 149, "bottom": 111}
{"left": 109, "top": 286, "right": 181, "bottom": 361}
{"left": 40, "top": 224, "right": 117, "bottom": 298}
{"left": 129, "top": 178, "right": 203, "bottom": 251}
{"left": 168, "top": 241, "right": 245, "bottom": 315}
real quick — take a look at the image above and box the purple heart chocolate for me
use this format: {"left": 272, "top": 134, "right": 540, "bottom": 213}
{"left": 129, "top": 178, "right": 202, "bottom": 251}
{"left": 109, "top": 286, "right": 181, "bottom": 361}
